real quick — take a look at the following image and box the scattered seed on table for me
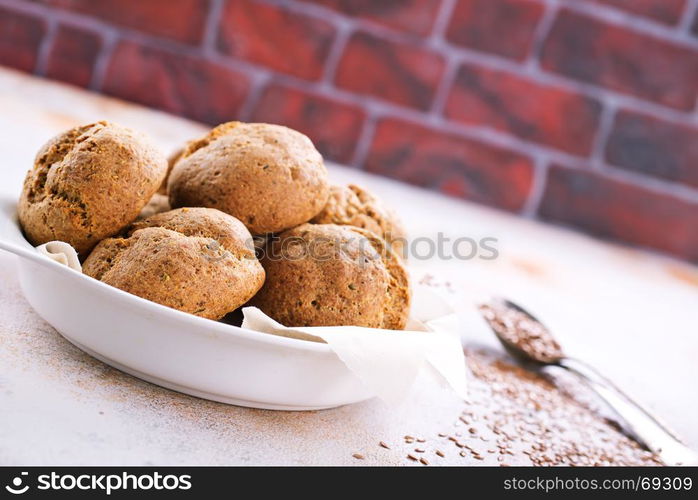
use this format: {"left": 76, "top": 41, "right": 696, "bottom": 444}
{"left": 352, "top": 453, "right": 364, "bottom": 460}
{"left": 415, "top": 448, "right": 425, "bottom": 453}
{"left": 399, "top": 347, "right": 662, "bottom": 467}
{"left": 420, "top": 457, "right": 429, "bottom": 465}
{"left": 379, "top": 441, "right": 390, "bottom": 449}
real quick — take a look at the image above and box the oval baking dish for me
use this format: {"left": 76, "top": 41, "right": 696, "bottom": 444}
{"left": 0, "top": 197, "right": 372, "bottom": 410}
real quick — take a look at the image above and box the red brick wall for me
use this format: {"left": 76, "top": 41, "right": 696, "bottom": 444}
{"left": 1, "top": 0, "right": 698, "bottom": 260}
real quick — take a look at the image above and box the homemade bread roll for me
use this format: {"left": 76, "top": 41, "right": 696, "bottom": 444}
{"left": 167, "top": 122, "right": 329, "bottom": 234}
{"left": 251, "top": 223, "right": 410, "bottom": 329}
{"left": 18, "top": 121, "right": 167, "bottom": 257}
{"left": 83, "top": 207, "right": 265, "bottom": 320}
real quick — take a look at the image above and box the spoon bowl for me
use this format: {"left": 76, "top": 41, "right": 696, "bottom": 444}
{"left": 479, "top": 298, "right": 564, "bottom": 365}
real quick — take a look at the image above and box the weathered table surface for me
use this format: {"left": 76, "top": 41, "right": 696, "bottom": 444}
{"left": 1, "top": 67, "right": 696, "bottom": 465}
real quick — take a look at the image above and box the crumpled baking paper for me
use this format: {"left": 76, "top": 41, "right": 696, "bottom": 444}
{"left": 36, "top": 241, "right": 81, "bottom": 271}
{"left": 241, "top": 284, "right": 468, "bottom": 405}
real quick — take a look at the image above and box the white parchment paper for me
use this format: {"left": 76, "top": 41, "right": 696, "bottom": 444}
{"left": 36, "top": 241, "right": 81, "bottom": 271}
{"left": 242, "top": 284, "right": 468, "bottom": 405}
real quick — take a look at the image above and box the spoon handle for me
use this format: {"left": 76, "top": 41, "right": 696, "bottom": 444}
{"left": 558, "top": 357, "right": 698, "bottom": 466}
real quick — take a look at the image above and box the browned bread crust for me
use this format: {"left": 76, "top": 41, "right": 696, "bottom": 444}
{"left": 168, "top": 122, "right": 329, "bottom": 235}
{"left": 250, "top": 223, "right": 410, "bottom": 329}
{"left": 18, "top": 121, "right": 167, "bottom": 257}
{"left": 311, "top": 184, "right": 407, "bottom": 258}
{"left": 83, "top": 207, "right": 265, "bottom": 320}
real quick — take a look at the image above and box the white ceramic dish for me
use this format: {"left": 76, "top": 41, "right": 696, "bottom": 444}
{"left": 0, "top": 197, "right": 372, "bottom": 410}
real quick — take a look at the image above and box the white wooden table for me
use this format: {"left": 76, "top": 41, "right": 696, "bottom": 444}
{"left": 0, "top": 67, "right": 696, "bottom": 465}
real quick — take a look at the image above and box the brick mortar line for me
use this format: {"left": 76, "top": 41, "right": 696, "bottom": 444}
{"left": 236, "top": 71, "right": 272, "bottom": 122}
{"left": 266, "top": 0, "right": 439, "bottom": 41}
{"left": 428, "top": 56, "right": 458, "bottom": 118}
{"left": 269, "top": 0, "right": 442, "bottom": 46}
{"left": 588, "top": 101, "right": 618, "bottom": 169}
{"left": 680, "top": 0, "right": 698, "bottom": 115}
{"left": 201, "top": 0, "right": 225, "bottom": 52}
{"left": 430, "top": 0, "right": 458, "bottom": 39}
{"left": 426, "top": 0, "right": 458, "bottom": 116}
{"left": 544, "top": 0, "right": 698, "bottom": 49}
{"left": 318, "top": 19, "right": 353, "bottom": 88}
{"left": 350, "top": 112, "right": 378, "bottom": 170}
{"left": 89, "top": 30, "right": 119, "bottom": 92}
{"left": 519, "top": 156, "right": 550, "bottom": 218}
{"left": 525, "top": 0, "right": 559, "bottom": 71}
{"left": 554, "top": 162, "right": 698, "bottom": 205}
{"left": 33, "top": 16, "right": 58, "bottom": 77}
{"left": 601, "top": 168, "right": 698, "bottom": 204}
{"left": 678, "top": 0, "right": 698, "bottom": 33}
{"left": 197, "top": 0, "right": 269, "bottom": 121}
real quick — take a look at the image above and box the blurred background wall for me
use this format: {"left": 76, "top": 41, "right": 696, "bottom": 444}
{"left": 1, "top": 0, "right": 697, "bottom": 261}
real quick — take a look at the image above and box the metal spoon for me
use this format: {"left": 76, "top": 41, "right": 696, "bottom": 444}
{"left": 479, "top": 298, "right": 698, "bottom": 466}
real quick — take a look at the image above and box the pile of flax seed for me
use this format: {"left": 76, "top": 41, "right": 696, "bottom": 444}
{"left": 355, "top": 349, "right": 662, "bottom": 466}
